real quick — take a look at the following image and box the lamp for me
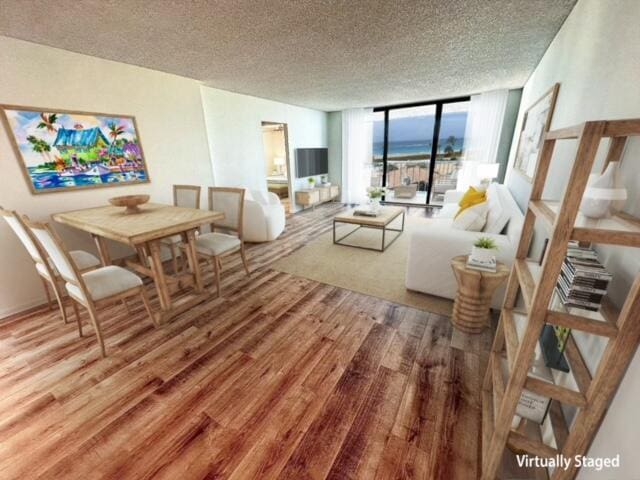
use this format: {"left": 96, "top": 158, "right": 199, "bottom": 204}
{"left": 273, "top": 156, "right": 285, "bottom": 175}
{"left": 476, "top": 163, "right": 500, "bottom": 184}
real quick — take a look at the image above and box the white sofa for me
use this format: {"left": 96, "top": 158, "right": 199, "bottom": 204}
{"left": 242, "top": 190, "right": 286, "bottom": 243}
{"left": 405, "top": 183, "right": 524, "bottom": 308}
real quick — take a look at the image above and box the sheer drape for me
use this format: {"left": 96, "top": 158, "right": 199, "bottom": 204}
{"left": 341, "top": 108, "right": 374, "bottom": 204}
{"left": 457, "top": 89, "right": 508, "bottom": 190}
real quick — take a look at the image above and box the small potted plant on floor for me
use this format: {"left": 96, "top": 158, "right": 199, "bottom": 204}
{"left": 307, "top": 177, "right": 316, "bottom": 188}
{"left": 471, "top": 236, "right": 498, "bottom": 263}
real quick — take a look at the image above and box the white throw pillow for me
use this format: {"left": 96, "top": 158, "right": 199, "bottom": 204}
{"left": 484, "top": 184, "right": 510, "bottom": 234}
{"left": 452, "top": 201, "right": 489, "bottom": 231}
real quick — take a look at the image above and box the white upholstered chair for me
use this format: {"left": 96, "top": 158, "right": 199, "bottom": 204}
{"left": 1, "top": 206, "right": 100, "bottom": 333}
{"left": 194, "top": 187, "right": 251, "bottom": 297}
{"left": 243, "top": 190, "right": 286, "bottom": 242}
{"left": 26, "top": 219, "right": 155, "bottom": 357}
{"left": 162, "top": 184, "right": 201, "bottom": 272}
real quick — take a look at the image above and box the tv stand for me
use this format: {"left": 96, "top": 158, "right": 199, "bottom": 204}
{"left": 295, "top": 185, "right": 340, "bottom": 209}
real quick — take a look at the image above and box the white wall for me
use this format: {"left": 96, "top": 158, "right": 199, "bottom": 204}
{"left": 503, "top": 1, "right": 640, "bottom": 476}
{"left": 0, "top": 36, "right": 214, "bottom": 317}
{"left": 199, "top": 86, "right": 328, "bottom": 211}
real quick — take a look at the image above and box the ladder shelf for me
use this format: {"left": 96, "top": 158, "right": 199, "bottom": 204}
{"left": 482, "top": 120, "right": 640, "bottom": 479}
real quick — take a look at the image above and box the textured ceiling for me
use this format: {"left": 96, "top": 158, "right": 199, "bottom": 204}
{"left": 0, "top": 0, "right": 575, "bottom": 111}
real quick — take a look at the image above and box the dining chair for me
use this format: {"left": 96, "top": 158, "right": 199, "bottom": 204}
{"left": 162, "top": 184, "right": 201, "bottom": 273}
{"left": 26, "top": 219, "right": 156, "bottom": 357}
{"left": 0, "top": 207, "right": 100, "bottom": 334}
{"left": 193, "top": 187, "right": 250, "bottom": 297}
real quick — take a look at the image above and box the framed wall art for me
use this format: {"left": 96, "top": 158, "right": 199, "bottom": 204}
{"left": 0, "top": 105, "right": 150, "bottom": 194}
{"left": 513, "top": 83, "right": 560, "bottom": 181}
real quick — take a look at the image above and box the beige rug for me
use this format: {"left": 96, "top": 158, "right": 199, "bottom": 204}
{"left": 272, "top": 215, "right": 453, "bottom": 316}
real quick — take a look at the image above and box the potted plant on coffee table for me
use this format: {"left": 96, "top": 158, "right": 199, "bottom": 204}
{"left": 366, "top": 186, "right": 385, "bottom": 212}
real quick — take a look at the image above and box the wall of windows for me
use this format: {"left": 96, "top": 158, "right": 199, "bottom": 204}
{"left": 371, "top": 97, "right": 470, "bottom": 205}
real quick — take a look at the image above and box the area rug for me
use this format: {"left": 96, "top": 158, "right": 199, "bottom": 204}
{"left": 272, "top": 215, "right": 453, "bottom": 316}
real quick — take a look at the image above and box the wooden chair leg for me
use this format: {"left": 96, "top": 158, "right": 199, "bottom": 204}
{"left": 240, "top": 244, "right": 251, "bottom": 277}
{"left": 71, "top": 300, "right": 83, "bottom": 337}
{"left": 139, "top": 287, "right": 157, "bottom": 327}
{"left": 122, "top": 298, "right": 132, "bottom": 314}
{"left": 49, "top": 282, "right": 70, "bottom": 324}
{"left": 41, "top": 278, "right": 53, "bottom": 310}
{"left": 85, "top": 303, "right": 107, "bottom": 358}
{"left": 211, "top": 257, "right": 221, "bottom": 298}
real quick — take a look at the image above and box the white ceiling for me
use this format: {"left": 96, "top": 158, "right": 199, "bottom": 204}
{"left": 0, "top": 0, "right": 576, "bottom": 111}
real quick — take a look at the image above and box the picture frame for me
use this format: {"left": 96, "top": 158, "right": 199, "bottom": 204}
{"left": 0, "top": 104, "right": 150, "bottom": 194}
{"left": 513, "top": 83, "right": 560, "bottom": 181}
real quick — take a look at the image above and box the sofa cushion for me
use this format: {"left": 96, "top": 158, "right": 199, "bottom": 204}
{"left": 484, "top": 183, "right": 510, "bottom": 234}
{"left": 452, "top": 201, "right": 488, "bottom": 231}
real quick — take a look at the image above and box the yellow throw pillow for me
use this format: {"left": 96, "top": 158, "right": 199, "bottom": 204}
{"left": 455, "top": 187, "right": 487, "bottom": 218}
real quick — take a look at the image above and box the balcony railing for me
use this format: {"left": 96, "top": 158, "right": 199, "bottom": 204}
{"left": 369, "top": 155, "right": 463, "bottom": 199}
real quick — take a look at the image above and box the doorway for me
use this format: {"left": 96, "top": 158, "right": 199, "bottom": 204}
{"left": 261, "top": 122, "right": 290, "bottom": 212}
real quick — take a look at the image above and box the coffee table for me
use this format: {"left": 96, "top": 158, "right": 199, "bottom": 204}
{"left": 333, "top": 206, "right": 405, "bottom": 252}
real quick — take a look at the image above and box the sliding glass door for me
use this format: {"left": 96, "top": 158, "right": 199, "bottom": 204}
{"left": 373, "top": 97, "right": 470, "bottom": 205}
{"left": 431, "top": 100, "right": 470, "bottom": 204}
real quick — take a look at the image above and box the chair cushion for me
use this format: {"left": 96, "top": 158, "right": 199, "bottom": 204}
{"left": 69, "top": 250, "right": 101, "bottom": 270}
{"left": 35, "top": 261, "right": 53, "bottom": 280}
{"left": 66, "top": 266, "right": 142, "bottom": 302}
{"left": 195, "top": 232, "right": 241, "bottom": 256}
{"left": 40, "top": 249, "right": 100, "bottom": 279}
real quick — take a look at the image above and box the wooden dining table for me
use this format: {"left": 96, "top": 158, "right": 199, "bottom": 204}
{"left": 53, "top": 202, "right": 224, "bottom": 324}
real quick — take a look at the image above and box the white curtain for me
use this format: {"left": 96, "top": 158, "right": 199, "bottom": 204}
{"left": 341, "top": 108, "right": 373, "bottom": 204}
{"left": 457, "top": 89, "right": 509, "bottom": 190}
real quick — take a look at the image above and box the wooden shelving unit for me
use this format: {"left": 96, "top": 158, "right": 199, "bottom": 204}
{"left": 482, "top": 120, "right": 640, "bottom": 479}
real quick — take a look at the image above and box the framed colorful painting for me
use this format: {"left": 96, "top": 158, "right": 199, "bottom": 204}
{"left": 513, "top": 83, "right": 560, "bottom": 181}
{"left": 0, "top": 105, "right": 150, "bottom": 194}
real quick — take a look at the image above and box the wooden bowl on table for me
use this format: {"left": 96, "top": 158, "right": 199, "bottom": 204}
{"left": 109, "top": 195, "right": 150, "bottom": 215}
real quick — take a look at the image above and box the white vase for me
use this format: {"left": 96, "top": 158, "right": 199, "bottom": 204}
{"left": 369, "top": 197, "right": 381, "bottom": 212}
{"left": 471, "top": 246, "right": 494, "bottom": 263}
{"left": 579, "top": 162, "right": 627, "bottom": 219}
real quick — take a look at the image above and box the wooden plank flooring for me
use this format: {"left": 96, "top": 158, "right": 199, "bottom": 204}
{"left": 0, "top": 203, "right": 495, "bottom": 479}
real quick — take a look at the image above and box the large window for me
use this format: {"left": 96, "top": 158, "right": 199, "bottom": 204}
{"left": 371, "top": 97, "right": 470, "bottom": 205}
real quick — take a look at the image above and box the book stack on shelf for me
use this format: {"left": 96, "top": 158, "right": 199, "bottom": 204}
{"left": 555, "top": 242, "right": 612, "bottom": 312}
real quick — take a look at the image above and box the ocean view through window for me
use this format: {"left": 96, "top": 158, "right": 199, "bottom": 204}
{"left": 371, "top": 97, "right": 470, "bottom": 205}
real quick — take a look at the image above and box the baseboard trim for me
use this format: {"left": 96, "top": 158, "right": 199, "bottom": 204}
{"left": 0, "top": 297, "right": 49, "bottom": 321}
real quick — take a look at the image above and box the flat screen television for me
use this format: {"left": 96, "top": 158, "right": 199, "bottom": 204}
{"left": 295, "top": 148, "right": 328, "bottom": 178}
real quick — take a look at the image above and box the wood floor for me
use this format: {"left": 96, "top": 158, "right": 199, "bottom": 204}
{"left": 0, "top": 202, "right": 494, "bottom": 479}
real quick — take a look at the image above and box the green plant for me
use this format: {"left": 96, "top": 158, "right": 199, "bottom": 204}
{"left": 474, "top": 237, "right": 498, "bottom": 250}
{"left": 307, "top": 177, "right": 315, "bottom": 185}
{"left": 366, "top": 186, "right": 385, "bottom": 199}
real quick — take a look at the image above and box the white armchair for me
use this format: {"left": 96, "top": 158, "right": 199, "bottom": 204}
{"left": 242, "top": 190, "right": 286, "bottom": 242}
